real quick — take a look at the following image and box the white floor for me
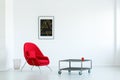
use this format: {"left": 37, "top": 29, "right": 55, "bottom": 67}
{"left": 0, "top": 66, "right": 120, "bottom": 80}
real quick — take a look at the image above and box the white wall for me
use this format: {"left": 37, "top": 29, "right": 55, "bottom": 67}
{"left": 5, "top": 0, "right": 14, "bottom": 69}
{"left": 13, "top": 0, "right": 116, "bottom": 68}
{"left": 0, "top": 0, "right": 7, "bottom": 71}
{"left": 116, "top": 0, "right": 120, "bottom": 65}
{"left": 0, "top": 0, "right": 14, "bottom": 70}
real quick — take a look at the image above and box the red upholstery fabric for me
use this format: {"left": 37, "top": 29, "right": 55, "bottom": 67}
{"left": 24, "top": 42, "right": 50, "bottom": 66}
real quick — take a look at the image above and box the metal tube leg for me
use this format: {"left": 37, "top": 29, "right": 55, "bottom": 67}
{"left": 21, "top": 62, "right": 27, "bottom": 71}
{"left": 58, "top": 60, "right": 62, "bottom": 74}
{"left": 59, "top": 60, "right": 60, "bottom": 71}
{"left": 37, "top": 66, "right": 41, "bottom": 72}
{"left": 46, "top": 66, "right": 52, "bottom": 71}
{"left": 80, "top": 61, "right": 83, "bottom": 75}
{"left": 31, "top": 66, "right": 34, "bottom": 71}
{"left": 68, "top": 60, "right": 71, "bottom": 72}
{"left": 38, "top": 66, "right": 41, "bottom": 70}
{"left": 91, "top": 60, "right": 92, "bottom": 69}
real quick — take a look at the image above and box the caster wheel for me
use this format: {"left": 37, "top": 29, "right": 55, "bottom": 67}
{"left": 68, "top": 70, "right": 71, "bottom": 73}
{"left": 79, "top": 72, "right": 82, "bottom": 75}
{"left": 88, "top": 69, "right": 91, "bottom": 73}
{"left": 58, "top": 71, "right": 62, "bottom": 74}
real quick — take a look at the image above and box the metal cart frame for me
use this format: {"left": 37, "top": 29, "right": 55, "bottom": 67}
{"left": 58, "top": 59, "right": 92, "bottom": 75}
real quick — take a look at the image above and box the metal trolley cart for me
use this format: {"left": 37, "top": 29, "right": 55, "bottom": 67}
{"left": 58, "top": 59, "right": 92, "bottom": 75}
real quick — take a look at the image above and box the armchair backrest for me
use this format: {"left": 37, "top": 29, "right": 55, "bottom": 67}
{"left": 24, "top": 42, "right": 44, "bottom": 64}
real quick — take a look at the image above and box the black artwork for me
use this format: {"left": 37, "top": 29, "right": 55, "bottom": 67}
{"left": 40, "top": 19, "right": 52, "bottom": 36}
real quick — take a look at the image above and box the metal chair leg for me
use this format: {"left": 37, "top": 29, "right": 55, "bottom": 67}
{"left": 31, "top": 66, "right": 34, "bottom": 71}
{"left": 38, "top": 66, "right": 40, "bottom": 70}
{"left": 37, "top": 66, "right": 41, "bottom": 72}
{"left": 31, "top": 60, "right": 35, "bottom": 71}
{"left": 46, "top": 66, "right": 52, "bottom": 71}
{"left": 21, "top": 62, "right": 27, "bottom": 71}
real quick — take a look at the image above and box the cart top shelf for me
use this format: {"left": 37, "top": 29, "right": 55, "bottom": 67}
{"left": 59, "top": 59, "right": 92, "bottom": 62}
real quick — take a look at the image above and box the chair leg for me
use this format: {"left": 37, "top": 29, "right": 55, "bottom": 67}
{"left": 37, "top": 66, "right": 41, "bottom": 72}
{"left": 21, "top": 62, "right": 27, "bottom": 71}
{"left": 31, "top": 66, "right": 34, "bottom": 71}
{"left": 38, "top": 66, "right": 40, "bottom": 70}
{"left": 46, "top": 66, "right": 52, "bottom": 71}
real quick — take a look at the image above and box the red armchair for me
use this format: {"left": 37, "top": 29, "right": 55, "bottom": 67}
{"left": 21, "top": 42, "right": 51, "bottom": 71}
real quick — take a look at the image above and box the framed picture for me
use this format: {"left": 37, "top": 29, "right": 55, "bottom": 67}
{"left": 38, "top": 16, "right": 54, "bottom": 39}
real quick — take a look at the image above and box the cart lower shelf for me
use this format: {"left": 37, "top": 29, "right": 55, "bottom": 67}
{"left": 58, "top": 67, "right": 91, "bottom": 75}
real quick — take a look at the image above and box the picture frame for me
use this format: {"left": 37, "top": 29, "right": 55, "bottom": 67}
{"left": 38, "top": 16, "right": 54, "bottom": 39}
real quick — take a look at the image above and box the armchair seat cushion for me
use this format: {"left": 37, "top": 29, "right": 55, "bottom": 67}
{"left": 36, "top": 60, "right": 49, "bottom": 66}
